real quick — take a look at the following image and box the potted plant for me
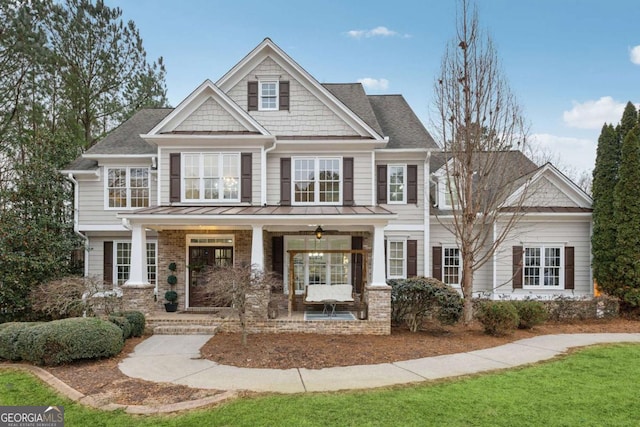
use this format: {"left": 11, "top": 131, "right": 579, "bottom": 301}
{"left": 164, "top": 290, "right": 178, "bottom": 312}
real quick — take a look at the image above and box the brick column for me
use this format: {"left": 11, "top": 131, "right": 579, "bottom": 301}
{"left": 365, "top": 284, "right": 391, "bottom": 334}
{"left": 121, "top": 284, "right": 156, "bottom": 315}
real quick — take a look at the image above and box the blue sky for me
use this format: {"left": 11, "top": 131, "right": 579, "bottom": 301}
{"left": 107, "top": 0, "right": 639, "bottom": 176}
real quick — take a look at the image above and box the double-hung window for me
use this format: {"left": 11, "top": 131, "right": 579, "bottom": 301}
{"left": 443, "top": 247, "right": 461, "bottom": 286}
{"left": 439, "top": 176, "right": 458, "bottom": 209}
{"left": 293, "top": 157, "right": 341, "bottom": 204}
{"left": 388, "top": 165, "right": 406, "bottom": 203}
{"left": 106, "top": 167, "right": 149, "bottom": 208}
{"left": 114, "top": 241, "right": 157, "bottom": 286}
{"left": 183, "top": 153, "right": 240, "bottom": 202}
{"left": 259, "top": 81, "right": 278, "bottom": 110}
{"left": 387, "top": 240, "right": 406, "bottom": 279}
{"left": 523, "top": 245, "right": 563, "bottom": 288}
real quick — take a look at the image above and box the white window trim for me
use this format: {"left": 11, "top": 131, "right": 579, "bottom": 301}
{"left": 387, "top": 164, "right": 407, "bottom": 204}
{"left": 181, "top": 152, "right": 241, "bottom": 203}
{"left": 438, "top": 176, "right": 458, "bottom": 209}
{"left": 258, "top": 80, "right": 279, "bottom": 111}
{"left": 113, "top": 240, "right": 157, "bottom": 286}
{"left": 522, "top": 244, "right": 565, "bottom": 290}
{"left": 442, "top": 246, "right": 462, "bottom": 287}
{"left": 283, "top": 235, "right": 352, "bottom": 294}
{"left": 291, "top": 156, "right": 343, "bottom": 206}
{"left": 104, "top": 167, "right": 150, "bottom": 210}
{"left": 386, "top": 239, "right": 407, "bottom": 280}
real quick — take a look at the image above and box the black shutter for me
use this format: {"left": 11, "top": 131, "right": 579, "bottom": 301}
{"left": 565, "top": 246, "right": 575, "bottom": 290}
{"left": 407, "top": 240, "right": 418, "bottom": 278}
{"left": 351, "top": 236, "right": 363, "bottom": 293}
{"left": 513, "top": 246, "right": 523, "bottom": 289}
{"left": 248, "top": 81, "right": 258, "bottom": 111}
{"left": 272, "top": 236, "right": 284, "bottom": 278}
{"left": 343, "top": 157, "right": 354, "bottom": 206}
{"left": 279, "top": 81, "right": 289, "bottom": 110}
{"left": 432, "top": 246, "right": 442, "bottom": 280}
{"left": 280, "top": 157, "right": 291, "bottom": 206}
{"left": 241, "top": 153, "right": 252, "bottom": 203}
{"left": 377, "top": 164, "right": 387, "bottom": 204}
{"left": 407, "top": 165, "right": 418, "bottom": 204}
{"left": 104, "top": 241, "right": 113, "bottom": 284}
{"left": 169, "top": 153, "right": 181, "bottom": 203}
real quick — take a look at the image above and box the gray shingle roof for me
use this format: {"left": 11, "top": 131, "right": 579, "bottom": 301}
{"left": 367, "top": 95, "right": 438, "bottom": 149}
{"left": 322, "top": 83, "right": 384, "bottom": 136}
{"left": 85, "top": 108, "right": 173, "bottom": 155}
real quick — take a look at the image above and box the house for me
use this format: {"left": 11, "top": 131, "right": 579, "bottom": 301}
{"left": 62, "top": 38, "right": 593, "bottom": 334}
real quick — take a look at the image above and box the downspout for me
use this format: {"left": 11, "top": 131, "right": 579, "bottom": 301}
{"left": 424, "top": 151, "right": 431, "bottom": 277}
{"left": 67, "top": 173, "right": 89, "bottom": 277}
{"left": 262, "top": 138, "right": 277, "bottom": 206}
{"left": 371, "top": 151, "right": 376, "bottom": 206}
{"left": 492, "top": 222, "right": 497, "bottom": 299}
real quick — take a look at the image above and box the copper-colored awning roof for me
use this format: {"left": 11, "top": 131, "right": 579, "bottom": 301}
{"left": 127, "top": 205, "right": 394, "bottom": 216}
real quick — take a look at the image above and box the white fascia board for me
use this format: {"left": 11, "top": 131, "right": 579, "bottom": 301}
{"left": 274, "top": 139, "right": 388, "bottom": 152}
{"left": 375, "top": 148, "right": 436, "bottom": 153}
{"left": 78, "top": 224, "right": 129, "bottom": 232}
{"left": 141, "top": 134, "right": 276, "bottom": 147}
{"left": 216, "top": 39, "right": 385, "bottom": 141}
{"left": 60, "top": 169, "right": 99, "bottom": 177}
{"left": 119, "top": 214, "right": 397, "bottom": 227}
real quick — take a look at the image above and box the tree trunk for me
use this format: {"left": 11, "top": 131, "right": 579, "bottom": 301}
{"left": 461, "top": 260, "right": 474, "bottom": 325}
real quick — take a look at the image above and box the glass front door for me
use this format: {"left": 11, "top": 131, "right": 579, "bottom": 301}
{"left": 188, "top": 246, "right": 234, "bottom": 307}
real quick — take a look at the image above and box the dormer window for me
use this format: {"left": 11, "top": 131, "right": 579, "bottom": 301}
{"left": 260, "top": 81, "right": 278, "bottom": 110}
{"left": 438, "top": 176, "right": 459, "bottom": 209}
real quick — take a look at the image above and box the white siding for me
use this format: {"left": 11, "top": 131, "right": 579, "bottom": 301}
{"left": 227, "top": 57, "right": 358, "bottom": 136}
{"left": 522, "top": 176, "right": 578, "bottom": 207}
{"left": 175, "top": 97, "right": 247, "bottom": 132}
{"left": 376, "top": 159, "right": 425, "bottom": 226}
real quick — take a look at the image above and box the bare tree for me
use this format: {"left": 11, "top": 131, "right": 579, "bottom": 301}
{"left": 432, "top": 0, "right": 532, "bottom": 324}
{"left": 200, "top": 265, "right": 279, "bottom": 346}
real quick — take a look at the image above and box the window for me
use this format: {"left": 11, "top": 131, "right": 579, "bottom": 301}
{"left": 284, "top": 236, "right": 350, "bottom": 293}
{"left": 387, "top": 240, "right": 406, "bottom": 279}
{"left": 182, "top": 153, "right": 240, "bottom": 202}
{"left": 523, "top": 246, "right": 563, "bottom": 287}
{"left": 293, "top": 157, "right": 341, "bottom": 204}
{"left": 106, "top": 167, "right": 149, "bottom": 208}
{"left": 438, "top": 177, "right": 458, "bottom": 208}
{"left": 443, "top": 247, "right": 461, "bottom": 285}
{"left": 260, "top": 81, "right": 278, "bottom": 110}
{"left": 114, "top": 242, "right": 157, "bottom": 286}
{"left": 388, "top": 165, "right": 406, "bottom": 203}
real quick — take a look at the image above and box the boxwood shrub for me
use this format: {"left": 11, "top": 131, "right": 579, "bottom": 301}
{"left": 108, "top": 315, "right": 133, "bottom": 339}
{"left": 475, "top": 301, "right": 519, "bottom": 336}
{"left": 0, "top": 318, "right": 124, "bottom": 366}
{"left": 511, "top": 300, "right": 548, "bottom": 329}
{"left": 116, "top": 311, "right": 145, "bottom": 337}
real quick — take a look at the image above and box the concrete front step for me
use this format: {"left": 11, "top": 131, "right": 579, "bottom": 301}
{"left": 153, "top": 324, "right": 220, "bottom": 335}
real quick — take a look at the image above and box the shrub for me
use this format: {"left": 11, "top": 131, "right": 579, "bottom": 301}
{"left": 476, "top": 301, "right": 519, "bottom": 336}
{"left": 389, "top": 277, "right": 463, "bottom": 332}
{"left": 0, "top": 322, "right": 40, "bottom": 361}
{"left": 511, "top": 300, "right": 548, "bottom": 329}
{"left": 165, "top": 290, "right": 178, "bottom": 303}
{"left": 16, "top": 318, "right": 123, "bottom": 366}
{"left": 108, "top": 315, "right": 133, "bottom": 339}
{"left": 113, "top": 311, "right": 145, "bottom": 337}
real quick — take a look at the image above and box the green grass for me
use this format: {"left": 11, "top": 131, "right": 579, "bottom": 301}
{"left": 1, "top": 344, "right": 640, "bottom": 426}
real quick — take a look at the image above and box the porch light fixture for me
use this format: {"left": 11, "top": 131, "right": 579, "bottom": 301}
{"left": 315, "top": 226, "right": 324, "bottom": 240}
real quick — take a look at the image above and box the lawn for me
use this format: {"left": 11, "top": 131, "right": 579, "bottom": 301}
{"left": 1, "top": 344, "right": 639, "bottom": 426}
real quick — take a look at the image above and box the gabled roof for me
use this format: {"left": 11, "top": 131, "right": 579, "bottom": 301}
{"left": 322, "top": 83, "right": 383, "bottom": 136}
{"left": 216, "top": 38, "right": 385, "bottom": 140}
{"left": 368, "top": 95, "right": 438, "bottom": 149}
{"left": 83, "top": 108, "right": 172, "bottom": 156}
{"left": 146, "top": 80, "right": 269, "bottom": 136}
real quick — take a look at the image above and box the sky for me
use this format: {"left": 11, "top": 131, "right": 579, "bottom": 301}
{"left": 106, "top": 0, "right": 639, "bottom": 176}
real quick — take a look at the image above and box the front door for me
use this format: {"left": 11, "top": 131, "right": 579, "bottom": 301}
{"left": 188, "top": 246, "right": 233, "bottom": 307}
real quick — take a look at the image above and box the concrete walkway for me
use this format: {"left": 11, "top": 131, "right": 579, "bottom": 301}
{"left": 118, "top": 333, "right": 640, "bottom": 394}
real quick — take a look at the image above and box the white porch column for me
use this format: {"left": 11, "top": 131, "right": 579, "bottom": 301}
{"left": 371, "top": 224, "right": 387, "bottom": 286}
{"left": 251, "top": 224, "right": 264, "bottom": 271}
{"left": 124, "top": 223, "right": 148, "bottom": 286}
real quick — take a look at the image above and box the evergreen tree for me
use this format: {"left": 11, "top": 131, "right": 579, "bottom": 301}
{"left": 617, "top": 102, "right": 638, "bottom": 144}
{"left": 613, "top": 125, "right": 640, "bottom": 308}
{"left": 591, "top": 124, "right": 620, "bottom": 293}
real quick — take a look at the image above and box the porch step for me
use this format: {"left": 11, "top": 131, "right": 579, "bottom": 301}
{"left": 153, "top": 324, "right": 220, "bottom": 335}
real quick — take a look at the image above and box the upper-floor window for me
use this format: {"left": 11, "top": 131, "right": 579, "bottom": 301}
{"left": 523, "top": 245, "right": 563, "bottom": 288}
{"left": 438, "top": 176, "right": 459, "bottom": 209}
{"left": 183, "top": 153, "right": 240, "bottom": 202}
{"left": 293, "top": 157, "right": 341, "bottom": 205}
{"left": 388, "top": 165, "right": 407, "bottom": 203}
{"left": 106, "top": 167, "right": 149, "bottom": 209}
{"left": 260, "top": 81, "right": 278, "bottom": 111}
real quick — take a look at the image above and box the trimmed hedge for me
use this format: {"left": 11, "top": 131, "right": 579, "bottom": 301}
{"left": 389, "top": 277, "right": 463, "bottom": 332}
{"left": 476, "top": 301, "right": 519, "bottom": 336}
{"left": 0, "top": 318, "right": 123, "bottom": 366}
{"left": 511, "top": 300, "right": 548, "bottom": 329}
{"left": 109, "top": 311, "right": 145, "bottom": 338}
{"left": 108, "top": 316, "right": 133, "bottom": 339}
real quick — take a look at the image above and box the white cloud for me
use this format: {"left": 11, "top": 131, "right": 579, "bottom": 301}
{"left": 357, "top": 77, "right": 389, "bottom": 91}
{"left": 630, "top": 45, "right": 640, "bottom": 65}
{"left": 346, "top": 26, "right": 409, "bottom": 39}
{"left": 562, "top": 97, "right": 626, "bottom": 129}
{"left": 529, "top": 133, "right": 596, "bottom": 173}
